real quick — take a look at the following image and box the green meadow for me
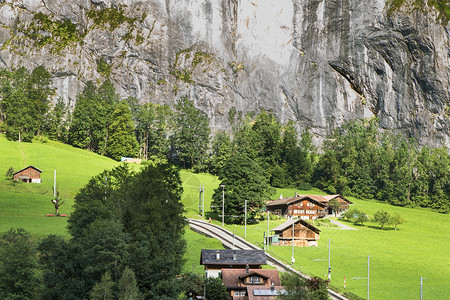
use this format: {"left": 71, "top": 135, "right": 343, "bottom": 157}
{"left": 0, "top": 134, "right": 449, "bottom": 299}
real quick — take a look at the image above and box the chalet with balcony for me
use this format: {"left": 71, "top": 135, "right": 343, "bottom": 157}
{"left": 266, "top": 194, "right": 352, "bottom": 219}
{"left": 270, "top": 218, "right": 320, "bottom": 247}
{"left": 221, "top": 268, "right": 285, "bottom": 299}
{"left": 200, "top": 249, "right": 267, "bottom": 278}
{"left": 13, "top": 166, "right": 43, "bottom": 183}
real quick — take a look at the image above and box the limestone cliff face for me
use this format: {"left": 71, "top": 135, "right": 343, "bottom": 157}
{"left": 0, "top": 0, "right": 448, "bottom": 146}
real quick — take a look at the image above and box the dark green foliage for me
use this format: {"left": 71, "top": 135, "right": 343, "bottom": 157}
{"left": 328, "top": 199, "right": 341, "bottom": 217}
{"left": 209, "top": 131, "right": 232, "bottom": 176}
{"left": 41, "top": 162, "right": 185, "bottom": 299}
{"left": 118, "top": 267, "right": 140, "bottom": 300}
{"left": 128, "top": 98, "right": 174, "bottom": 159}
{"left": 309, "top": 277, "right": 330, "bottom": 300}
{"left": 90, "top": 272, "right": 115, "bottom": 300}
{"left": 179, "top": 273, "right": 204, "bottom": 299}
{"left": 279, "top": 272, "right": 311, "bottom": 299}
{"left": 0, "top": 228, "right": 40, "bottom": 299}
{"left": 342, "top": 208, "right": 368, "bottom": 226}
{"left": 5, "top": 166, "right": 14, "bottom": 179}
{"left": 373, "top": 210, "right": 391, "bottom": 230}
{"left": 105, "top": 100, "right": 139, "bottom": 161}
{"left": 0, "top": 66, "right": 53, "bottom": 142}
{"left": 204, "top": 277, "right": 229, "bottom": 300}
{"left": 387, "top": 0, "right": 449, "bottom": 25}
{"left": 211, "top": 154, "right": 274, "bottom": 224}
{"left": 170, "top": 96, "right": 210, "bottom": 170}
{"left": 43, "top": 97, "right": 71, "bottom": 142}
{"left": 69, "top": 81, "right": 119, "bottom": 154}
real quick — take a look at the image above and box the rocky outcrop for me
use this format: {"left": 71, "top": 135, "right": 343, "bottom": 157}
{"left": 0, "top": 0, "right": 448, "bottom": 147}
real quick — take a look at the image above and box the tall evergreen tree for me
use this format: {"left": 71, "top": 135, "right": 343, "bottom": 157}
{"left": 106, "top": 100, "right": 139, "bottom": 161}
{"left": 209, "top": 131, "right": 232, "bottom": 176}
{"left": 211, "top": 154, "right": 274, "bottom": 223}
{"left": 170, "top": 96, "right": 210, "bottom": 170}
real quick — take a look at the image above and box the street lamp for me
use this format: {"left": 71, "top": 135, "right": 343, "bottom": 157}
{"left": 221, "top": 185, "right": 225, "bottom": 226}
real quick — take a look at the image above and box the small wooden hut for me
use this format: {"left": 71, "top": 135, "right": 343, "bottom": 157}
{"left": 13, "top": 166, "right": 43, "bottom": 183}
{"left": 270, "top": 218, "right": 320, "bottom": 247}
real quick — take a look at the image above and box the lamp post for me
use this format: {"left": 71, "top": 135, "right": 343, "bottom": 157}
{"left": 221, "top": 185, "right": 225, "bottom": 226}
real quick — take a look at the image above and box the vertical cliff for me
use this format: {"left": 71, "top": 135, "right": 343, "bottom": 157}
{"left": 0, "top": 0, "right": 448, "bottom": 146}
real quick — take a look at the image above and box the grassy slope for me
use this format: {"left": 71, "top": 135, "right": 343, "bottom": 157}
{"left": 1, "top": 135, "right": 448, "bottom": 299}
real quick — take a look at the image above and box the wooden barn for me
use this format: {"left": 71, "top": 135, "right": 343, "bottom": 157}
{"left": 13, "top": 166, "right": 43, "bottom": 183}
{"left": 266, "top": 194, "right": 352, "bottom": 219}
{"left": 270, "top": 218, "right": 320, "bottom": 247}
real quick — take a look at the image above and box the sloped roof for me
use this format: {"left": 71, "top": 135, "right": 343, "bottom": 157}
{"left": 270, "top": 218, "right": 320, "bottom": 234}
{"left": 200, "top": 249, "right": 266, "bottom": 266}
{"left": 221, "top": 268, "right": 281, "bottom": 288}
{"left": 266, "top": 194, "right": 352, "bottom": 207}
{"left": 266, "top": 195, "right": 327, "bottom": 208}
{"left": 13, "top": 165, "right": 43, "bottom": 175}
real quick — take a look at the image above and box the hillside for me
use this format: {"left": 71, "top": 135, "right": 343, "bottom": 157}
{"left": 1, "top": 136, "right": 449, "bottom": 299}
{"left": 0, "top": 0, "right": 448, "bottom": 147}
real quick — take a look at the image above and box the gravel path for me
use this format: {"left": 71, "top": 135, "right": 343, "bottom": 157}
{"left": 326, "top": 217, "right": 357, "bottom": 230}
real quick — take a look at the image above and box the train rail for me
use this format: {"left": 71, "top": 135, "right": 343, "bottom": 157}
{"left": 187, "top": 218, "right": 348, "bottom": 300}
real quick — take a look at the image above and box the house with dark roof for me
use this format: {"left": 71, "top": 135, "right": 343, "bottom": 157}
{"left": 271, "top": 218, "right": 320, "bottom": 247}
{"left": 13, "top": 166, "right": 43, "bottom": 183}
{"left": 200, "top": 249, "right": 267, "bottom": 278}
{"left": 221, "top": 268, "right": 285, "bottom": 299}
{"left": 266, "top": 194, "right": 352, "bottom": 219}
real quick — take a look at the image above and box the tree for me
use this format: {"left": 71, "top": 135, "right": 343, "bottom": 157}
{"left": 278, "top": 272, "right": 311, "bottom": 299}
{"left": 390, "top": 213, "right": 405, "bottom": 230}
{"left": 43, "top": 97, "right": 71, "bottom": 142}
{"left": 90, "top": 271, "right": 115, "bottom": 300}
{"left": 373, "top": 209, "right": 391, "bottom": 230}
{"left": 204, "top": 277, "right": 229, "bottom": 300}
{"left": 209, "top": 131, "right": 232, "bottom": 176}
{"left": 51, "top": 189, "right": 65, "bottom": 216}
{"left": 0, "top": 228, "right": 40, "bottom": 299}
{"left": 355, "top": 211, "right": 368, "bottom": 226}
{"left": 179, "top": 273, "right": 204, "bottom": 299}
{"left": 309, "top": 277, "right": 330, "bottom": 300}
{"left": 211, "top": 154, "right": 274, "bottom": 223}
{"left": 328, "top": 199, "right": 341, "bottom": 217}
{"left": 0, "top": 66, "right": 53, "bottom": 142}
{"left": 118, "top": 267, "right": 140, "bottom": 300}
{"left": 170, "top": 96, "right": 210, "bottom": 170}
{"left": 5, "top": 166, "right": 14, "bottom": 180}
{"left": 105, "top": 100, "right": 139, "bottom": 161}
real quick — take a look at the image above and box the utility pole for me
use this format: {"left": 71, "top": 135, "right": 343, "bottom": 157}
{"left": 244, "top": 200, "right": 247, "bottom": 237}
{"left": 104, "top": 175, "right": 107, "bottom": 202}
{"left": 291, "top": 222, "right": 295, "bottom": 265}
{"left": 53, "top": 170, "right": 56, "bottom": 197}
{"left": 420, "top": 277, "right": 426, "bottom": 300}
{"left": 202, "top": 184, "right": 205, "bottom": 218}
{"left": 267, "top": 210, "right": 270, "bottom": 251}
{"left": 367, "top": 255, "right": 370, "bottom": 300}
{"left": 328, "top": 239, "right": 331, "bottom": 281}
{"left": 221, "top": 185, "right": 225, "bottom": 226}
{"left": 199, "top": 184, "right": 202, "bottom": 216}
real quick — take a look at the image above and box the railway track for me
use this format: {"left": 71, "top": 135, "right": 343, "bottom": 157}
{"left": 187, "top": 218, "right": 348, "bottom": 300}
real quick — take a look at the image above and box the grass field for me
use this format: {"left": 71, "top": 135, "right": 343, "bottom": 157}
{"left": 1, "top": 135, "right": 448, "bottom": 299}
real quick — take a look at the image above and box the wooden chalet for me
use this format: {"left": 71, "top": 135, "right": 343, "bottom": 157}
{"left": 200, "top": 249, "right": 267, "bottom": 278}
{"left": 270, "top": 218, "right": 320, "bottom": 247}
{"left": 266, "top": 194, "right": 352, "bottom": 219}
{"left": 13, "top": 166, "right": 43, "bottom": 183}
{"left": 221, "top": 268, "right": 285, "bottom": 299}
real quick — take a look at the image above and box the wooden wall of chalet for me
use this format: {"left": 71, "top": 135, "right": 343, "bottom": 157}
{"left": 13, "top": 167, "right": 41, "bottom": 183}
{"left": 288, "top": 200, "right": 325, "bottom": 219}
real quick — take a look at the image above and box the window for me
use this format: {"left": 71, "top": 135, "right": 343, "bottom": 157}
{"left": 234, "top": 291, "right": 240, "bottom": 296}
{"left": 249, "top": 276, "right": 261, "bottom": 284}
{"left": 240, "top": 291, "right": 246, "bottom": 296}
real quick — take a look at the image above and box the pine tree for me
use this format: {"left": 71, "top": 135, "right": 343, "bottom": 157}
{"left": 106, "top": 100, "right": 138, "bottom": 161}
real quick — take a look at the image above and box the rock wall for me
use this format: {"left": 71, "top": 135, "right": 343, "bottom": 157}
{"left": 0, "top": 0, "right": 448, "bottom": 147}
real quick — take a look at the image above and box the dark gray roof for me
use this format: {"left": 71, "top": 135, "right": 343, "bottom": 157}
{"left": 200, "top": 249, "right": 267, "bottom": 265}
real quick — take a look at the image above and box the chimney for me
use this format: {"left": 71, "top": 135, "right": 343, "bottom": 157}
{"left": 295, "top": 191, "right": 298, "bottom": 197}
{"left": 271, "top": 282, "right": 275, "bottom": 291}
{"left": 246, "top": 264, "right": 249, "bottom": 273}
{"left": 233, "top": 250, "right": 237, "bottom": 261}
{"left": 216, "top": 250, "right": 220, "bottom": 260}
{"left": 279, "top": 194, "right": 283, "bottom": 199}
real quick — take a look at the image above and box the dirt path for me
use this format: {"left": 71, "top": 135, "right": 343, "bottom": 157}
{"left": 326, "top": 217, "right": 357, "bottom": 230}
